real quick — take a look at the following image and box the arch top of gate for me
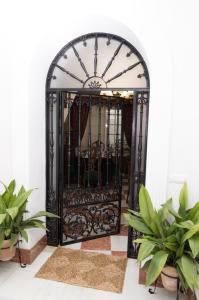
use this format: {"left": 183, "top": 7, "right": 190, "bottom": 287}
{"left": 47, "top": 32, "right": 149, "bottom": 90}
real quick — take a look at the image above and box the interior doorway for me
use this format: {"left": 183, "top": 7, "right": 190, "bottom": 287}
{"left": 46, "top": 33, "right": 150, "bottom": 258}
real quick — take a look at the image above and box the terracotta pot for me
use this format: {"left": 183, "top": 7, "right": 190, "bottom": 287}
{"left": 161, "top": 266, "right": 178, "bottom": 292}
{"left": 0, "top": 239, "right": 16, "bottom": 261}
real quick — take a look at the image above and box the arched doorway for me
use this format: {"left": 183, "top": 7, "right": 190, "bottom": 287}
{"left": 46, "top": 32, "right": 150, "bottom": 258}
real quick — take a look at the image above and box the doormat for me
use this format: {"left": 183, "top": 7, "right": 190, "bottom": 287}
{"left": 35, "top": 247, "right": 127, "bottom": 293}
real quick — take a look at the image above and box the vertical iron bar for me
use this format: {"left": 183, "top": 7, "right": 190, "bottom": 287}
{"left": 128, "top": 91, "right": 139, "bottom": 258}
{"left": 115, "top": 104, "right": 119, "bottom": 185}
{"left": 59, "top": 92, "right": 64, "bottom": 244}
{"left": 106, "top": 103, "right": 110, "bottom": 186}
{"left": 143, "top": 91, "right": 149, "bottom": 184}
{"left": 118, "top": 104, "right": 123, "bottom": 185}
{"left": 119, "top": 101, "right": 124, "bottom": 188}
{"left": 49, "top": 92, "right": 54, "bottom": 195}
{"left": 77, "top": 96, "right": 81, "bottom": 188}
{"left": 94, "top": 35, "right": 98, "bottom": 76}
{"left": 67, "top": 93, "right": 71, "bottom": 188}
{"left": 97, "top": 102, "right": 101, "bottom": 186}
{"left": 87, "top": 96, "right": 92, "bottom": 188}
{"left": 137, "top": 93, "right": 144, "bottom": 178}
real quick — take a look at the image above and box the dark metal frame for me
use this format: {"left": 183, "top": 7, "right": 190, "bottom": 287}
{"left": 46, "top": 32, "right": 150, "bottom": 258}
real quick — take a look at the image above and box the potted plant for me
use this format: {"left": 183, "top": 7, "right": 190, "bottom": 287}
{"left": 0, "top": 180, "right": 58, "bottom": 261}
{"left": 124, "top": 183, "right": 199, "bottom": 295}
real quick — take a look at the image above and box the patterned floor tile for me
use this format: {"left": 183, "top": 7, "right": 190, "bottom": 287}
{"left": 81, "top": 236, "right": 111, "bottom": 250}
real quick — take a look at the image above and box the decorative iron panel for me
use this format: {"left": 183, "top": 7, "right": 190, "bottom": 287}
{"left": 62, "top": 201, "right": 120, "bottom": 243}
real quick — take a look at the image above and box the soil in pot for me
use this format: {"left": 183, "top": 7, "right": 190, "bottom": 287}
{"left": 161, "top": 266, "right": 178, "bottom": 292}
{"left": 0, "top": 240, "right": 16, "bottom": 261}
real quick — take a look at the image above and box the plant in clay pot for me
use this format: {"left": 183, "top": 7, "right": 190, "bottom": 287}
{"left": 0, "top": 180, "right": 58, "bottom": 261}
{"left": 124, "top": 183, "right": 199, "bottom": 295}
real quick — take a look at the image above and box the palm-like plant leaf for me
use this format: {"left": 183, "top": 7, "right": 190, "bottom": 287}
{"left": 145, "top": 250, "right": 168, "bottom": 286}
{"left": 137, "top": 240, "right": 156, "bottom": 262}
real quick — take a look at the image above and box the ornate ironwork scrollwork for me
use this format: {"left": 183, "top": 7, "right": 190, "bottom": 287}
{"left": 63, "top": 187, "right": 120, "bottom": 208}
{"left": 137, "top": 93, "right": 149, "bottom": 105}
{"left": 62, "top": 202, "right": 119, "bottom": 242}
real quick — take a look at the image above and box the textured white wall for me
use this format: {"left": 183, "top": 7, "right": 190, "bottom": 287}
{"left": 0, "top": 0, "right": 199, "bottom": 248}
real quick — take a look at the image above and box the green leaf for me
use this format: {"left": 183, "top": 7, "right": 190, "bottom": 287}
{"left": 179, "top": 183, "right": 188, "bottom": 215}
{"left": 189, "top": 233, "right": 199, "bottom": 258}
{"left": 176, "top": 243, "right": 185, "bottom": 258}
{"left": 137, "top": 241, "right": 156, "bottom": 262}
{"left": 169, "top": 209, "right": 182, "bottom": 220}
{"left": 127, "top": 215, "right": 154, "bottom": 235}
{"left": 0, "top": 213, "right": 6, "bottom": 224}
{"left": 7, "top": 180, "right": 16, "bottom": 195}
{"left": 166, "top": 234, "right": 177, "bottom": 243}
{"left": 30, "top": 211, "right": 59, "bottom": 219}
{"left": 2, "top": 191, "right": 11, "bottom": 207}
{"left": 167, "top": 224, "right": 177, "bottom": 235}
{"left": 175, "top": 220, "right": 193, "bottom": 230}
{"left": 180, "top": 255, "right": 198, "bottom": 290}
{"left": 18, "top": 185, "right": 26, "bottom": 196}
{"left": 187, "top": 202, "right": 199, "bottom": 223}
{"left": 153, "top": 210, "right": 165, "bottom": 238}
{"left": 4, "top": 229, "right": 11, "bottom": 238}
{"left": 0, "top": 231, "right": 4, "bottom": 249}
{"left": 142, "top": 259, "right": 151, "bottom": 272}
{"left": 22, "top": 219, "right": 48, "bottom": 231}
{"left": 133, "top": 238, "right": 148, "bottom": 244}
{"left": 145, "top": 250, "right": 168, "bottom": 286}
{"left": 127, "top": 209, "right": 140, "bottom": 217}
{"left": 10, "top": 233, "right": 18, "bottom": 248}
{"left": 163, "top": 242, "right": 178, "bottom": 252}
{"left": 182, "top": 223, "right": 199, "bottom": 243}
{"left": 6, "top": 207, "right": 19, "bottom": 220}
{"left": 176, "top": 265, "right": 188, "bottom": 292}
{"left": 11, "top": 189, "right": 33, "bottom": 209}
{"left": 0, "top": 195, "right": 6, "bottom": 213}
{"left": 158, "top": 198, "right": 172, "bottom": 221}
{"left": 139, "top": 186, "right": 158, "bottom": 235}
{"left": 20, "top": 230, "right": 28, "bottom": 242}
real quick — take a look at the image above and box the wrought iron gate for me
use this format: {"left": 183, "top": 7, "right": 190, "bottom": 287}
{"left": 61, "top": 92, "right": 126, "bottom": 244}
{"left": 45, "top": 32, "right": 150, "bottom": 257}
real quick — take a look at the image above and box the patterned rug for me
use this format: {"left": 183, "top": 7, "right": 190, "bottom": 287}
{"left": 35, "top": 247, "right": 127, "bottom": 293}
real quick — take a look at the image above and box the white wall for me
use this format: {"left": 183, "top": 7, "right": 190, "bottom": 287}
{"left": 0, "top": 0, "right": 199, "bottom": 248}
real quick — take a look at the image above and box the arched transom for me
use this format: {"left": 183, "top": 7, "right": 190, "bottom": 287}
{"left": 47, "top": 33, "right": 149, "bottom": 89}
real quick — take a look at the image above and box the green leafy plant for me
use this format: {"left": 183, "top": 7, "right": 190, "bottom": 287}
{"left": 0, "top": 180, "right": 59, "bottom": 249}
{"left": 124, "top": 183, "right": 199, "bottom": 292}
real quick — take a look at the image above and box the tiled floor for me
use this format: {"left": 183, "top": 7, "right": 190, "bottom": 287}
{"left": 0, "top": 229, "right": 179, "bottom": 300}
